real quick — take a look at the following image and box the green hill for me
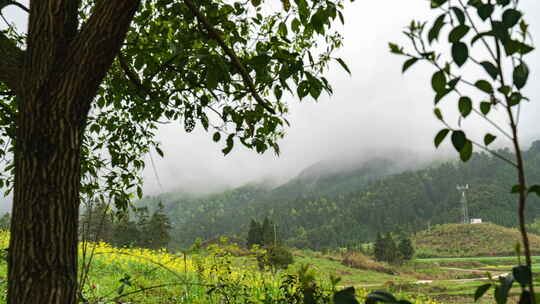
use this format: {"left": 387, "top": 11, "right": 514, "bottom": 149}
{"left": 413, "top": 222, "right": 540, "bottom": 258}
{"left": 141, "top": 140, "right": 540, "bottom": 251}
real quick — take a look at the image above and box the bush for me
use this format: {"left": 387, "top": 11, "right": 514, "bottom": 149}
{"left": 257, "top": 246, "right": 294, "bottom": 272}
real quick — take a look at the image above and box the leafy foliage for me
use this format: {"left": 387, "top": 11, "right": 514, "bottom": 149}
{"left": 391, "top": 0, "right": 537, "bottom": 302}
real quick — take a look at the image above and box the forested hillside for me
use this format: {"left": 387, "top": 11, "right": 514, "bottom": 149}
{"left": 143, "top": 141, "right": 540, "bottom": 250}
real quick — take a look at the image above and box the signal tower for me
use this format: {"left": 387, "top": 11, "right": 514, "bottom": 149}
{"left": 457, "top": 184, "right": 470, "bottom": 224}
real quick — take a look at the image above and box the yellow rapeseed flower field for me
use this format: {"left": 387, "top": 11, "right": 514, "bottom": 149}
{"left": 0, "top": 231, "right": 438, "bottom": 304}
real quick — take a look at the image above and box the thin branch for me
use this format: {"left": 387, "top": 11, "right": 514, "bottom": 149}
{"left": 117, "top": 52, "right": 156, "bottom": 100}
{"left": 470, "top": 140, "right": 517, "bottom": 168}
{"left": 183, "top": 0, "right": 276, "bottom": 115}
{"left": 457, "top": 0, "right": 497, "bottom": 62}
{"left": 7, "top": 1, "right": 29, "bottom": 13}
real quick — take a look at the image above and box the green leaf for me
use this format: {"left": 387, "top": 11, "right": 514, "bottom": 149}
{"left": 480, "top": 102, "right": 491, "bottom": 115}
{"left": 505, "top": 40, "right": 535, "bottom": 56}
{"left": 480, "top": 61, "right": 499, "bottom": 80}
{"left": 498, "top": 85, "right": 511, "bottom": 96}
{"left": 428, "top": 14, "right": 446, "bottom": 44}
{"left": 460, "top": 140, "right": 473, "bottom": 162}
{"left": 297, "top": 80, "right": 310, "bottom": 99}
{"left": 474, "top": 284, "right": 491, "bottom": 301}
{"left": 458, "top": 96, "right": 472, "bottom": 117}
{"left": 278, "top": 22, "right": 288, "bottom": 37}
{"left": 512, "top": 265, "right": 532, "bottom": 286}
{"left": 529, "top": 185, "right": 540, "bottom": 197}
{"left": 467, "top": 0, "right": 482, "bottom": 8}
{"left": 434, "top": 108, "right": 443, "bottom": 121}
{"left": 512, "top": 184, "right": 524, "bottom": 194}
{"left": 495, "top": 275, "right": 514, "bottom": 304}
{"left": 509, "top": 92, "right": 523, "bottom": 106}
{"left": 333, "top": 287, "right": 360, "bottom": 304}
{"left": 434, "top": 89, "right": 451, "bottom": 104}
{"left": 402, "top": 58, "right": 419, "bottom": 73}
{"left": 471, "top": 31, "right": 494, "bottom": 45}
{"left": 335, "top": 58, "right": 351, "bottom": 75}
{"left": 475, "top": 80, "right": 493, "bottom": 94}
{"left": 447, "top": 77, "right": 460, "bottom": 90}
{"left": 389, "top": 43, "right": 403, "bottom": 54}
{"left": 136, "top": 186, "right": 143, "bottom": 199}
{"left": 452, "top": 42, "right": 468, "bottom": 67}
{"left": 518, "top": 291, "right": 533, "bottom": 304}
{"left": 497, "top": 0, "right": 511, "bottom": 6}
{"left": 213, "top": 132, "right": 221, "bottom": 142}
{"left": 434, "top": 129, "right": 450, "bottom": 148}
{"left": 431, "top": 0, "right": 448, "bottom": 8}
{"left": 451, "top": 7, "right": 466, "bottom": 24}
{"left": 431, "top": 71, "right": 447, "bottom": 93}
{"left": 513, "top": 61, "right": 529, "bottom": 90}
{"left": 477, "top": 4, "right": 494, "bottom": 21}
{"left": 484, "top": 133, "right": 496, "bottom": 146}
{"left": 366, "top": 291, "right": 397, "bottom": 304}
{"left": 502, "top": 9, "right": 522, "bottom": 28}
{"left": 291, "top": 18, "right": 301, "bottom": 32}
{"left": 222, "top": 134, "right": 235, "bottom": 155}
{"left": 155, "top": 146, "right": 164, "bottom": 157}
{"left": 451, "top": 130, "right": 466, "bottom": 151}
{"left": 449, "top": 25, "right": 470, "bottom": 43}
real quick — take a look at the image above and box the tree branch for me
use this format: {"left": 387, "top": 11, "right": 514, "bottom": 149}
{"left": 57, "top": 0, "right": 140, "bottom": 109}
{"left": 6, "top": 1, "right": 29, "bottom": 13}
{"left": 117, "top": 52, "right": 155, "bottom": 100}
{"left": 183, "top": 0, "right": 276, "bottom": 115}
{"left": 0, "top": 31, "right": 24, "bottom": 93}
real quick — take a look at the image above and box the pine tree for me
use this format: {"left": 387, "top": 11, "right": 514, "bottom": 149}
{"left": 398, "top": 237, "right": 414, "bottom": 261}
{"left": 383, "top": 232, "right": 399, "bottom": 264}
{"left": 247, "top": 219, "right": 263, "bottom": 248}
{"left": 373, "top": 232, "right": 386, "bottom": 262}
{"left": 135, "top": 207, "right": 151, "bottom": 248}
{"left": 111, "top": 214, "right": 140, "bottom": 248}
{"left": 146, "top": 202, "right": 172, "bottom": 249}
{"left": 262, "top": 217, "right": 275, "bottom": 246}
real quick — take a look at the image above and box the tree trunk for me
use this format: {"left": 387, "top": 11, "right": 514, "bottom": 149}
{"left": 8, "top": 92, "right": 87, "bottom": 303}
{"left": 3, "top": 0, "right": 140, "bottom": 302}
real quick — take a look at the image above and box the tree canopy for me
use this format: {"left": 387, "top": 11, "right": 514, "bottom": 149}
{"left": 0, "top": 0, "right": 350, "bottom": 302}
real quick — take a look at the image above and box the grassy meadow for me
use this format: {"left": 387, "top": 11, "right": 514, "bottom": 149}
{"left": 0, "top": 226, "right": 536, "bottom": 304}
{"left": 0, "top": 231, "right": 441, "bottom": 304}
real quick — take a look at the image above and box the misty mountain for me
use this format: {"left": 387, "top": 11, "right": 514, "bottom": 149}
{"left": 141, "top": 141, "right": 540, "bottom": 250}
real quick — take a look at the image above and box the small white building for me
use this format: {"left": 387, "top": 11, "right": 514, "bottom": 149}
{"left": 470, "top": 218, "right": 483, "bottom": 224}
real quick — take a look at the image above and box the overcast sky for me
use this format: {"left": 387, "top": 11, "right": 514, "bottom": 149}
{"left": 3, "top": 1, "right": 540, "bottom": 196}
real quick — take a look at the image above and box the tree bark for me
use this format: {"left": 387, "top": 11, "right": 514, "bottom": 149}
{"left": 2, "top": 1, "right": 140, "bottom": 303}
{"left": 8, "top": 94, "right": 85, "bottom": 303}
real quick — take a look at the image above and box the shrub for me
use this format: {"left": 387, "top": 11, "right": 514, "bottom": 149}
{"left": 257, "top": 245, "right": 294, "bottom": 272}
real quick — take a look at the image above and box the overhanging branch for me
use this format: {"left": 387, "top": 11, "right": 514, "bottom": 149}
{"left": 183, "top": 0, "right": 276, "bottom": 115}
{"left": 117, "top": 52, "right": 157, "bottom": 100}
{"left": 0, "top": 31, "right": 24, "bottom": 93}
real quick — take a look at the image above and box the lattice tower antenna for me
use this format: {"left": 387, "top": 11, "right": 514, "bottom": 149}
{"left": 457, "top": 184, "right": 469, "bottom": 224}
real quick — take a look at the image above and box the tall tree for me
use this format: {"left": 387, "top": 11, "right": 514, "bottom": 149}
{"left": 262, "top": 216, "right": 275, "bottom": 246}
{"left": 397, "top": 237, "right": 414, "bottom": 262}
{"left": 111, "top": 213, "right": 140, "bottom": 248}
{"left": 246, "top": 218, "right": 263, "bottom": 248}
{"left": 146, "top": 202, "right": 172, "bottom": 250}
{"left": 0, "top": 1, "right": 349, "bottom": 302}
